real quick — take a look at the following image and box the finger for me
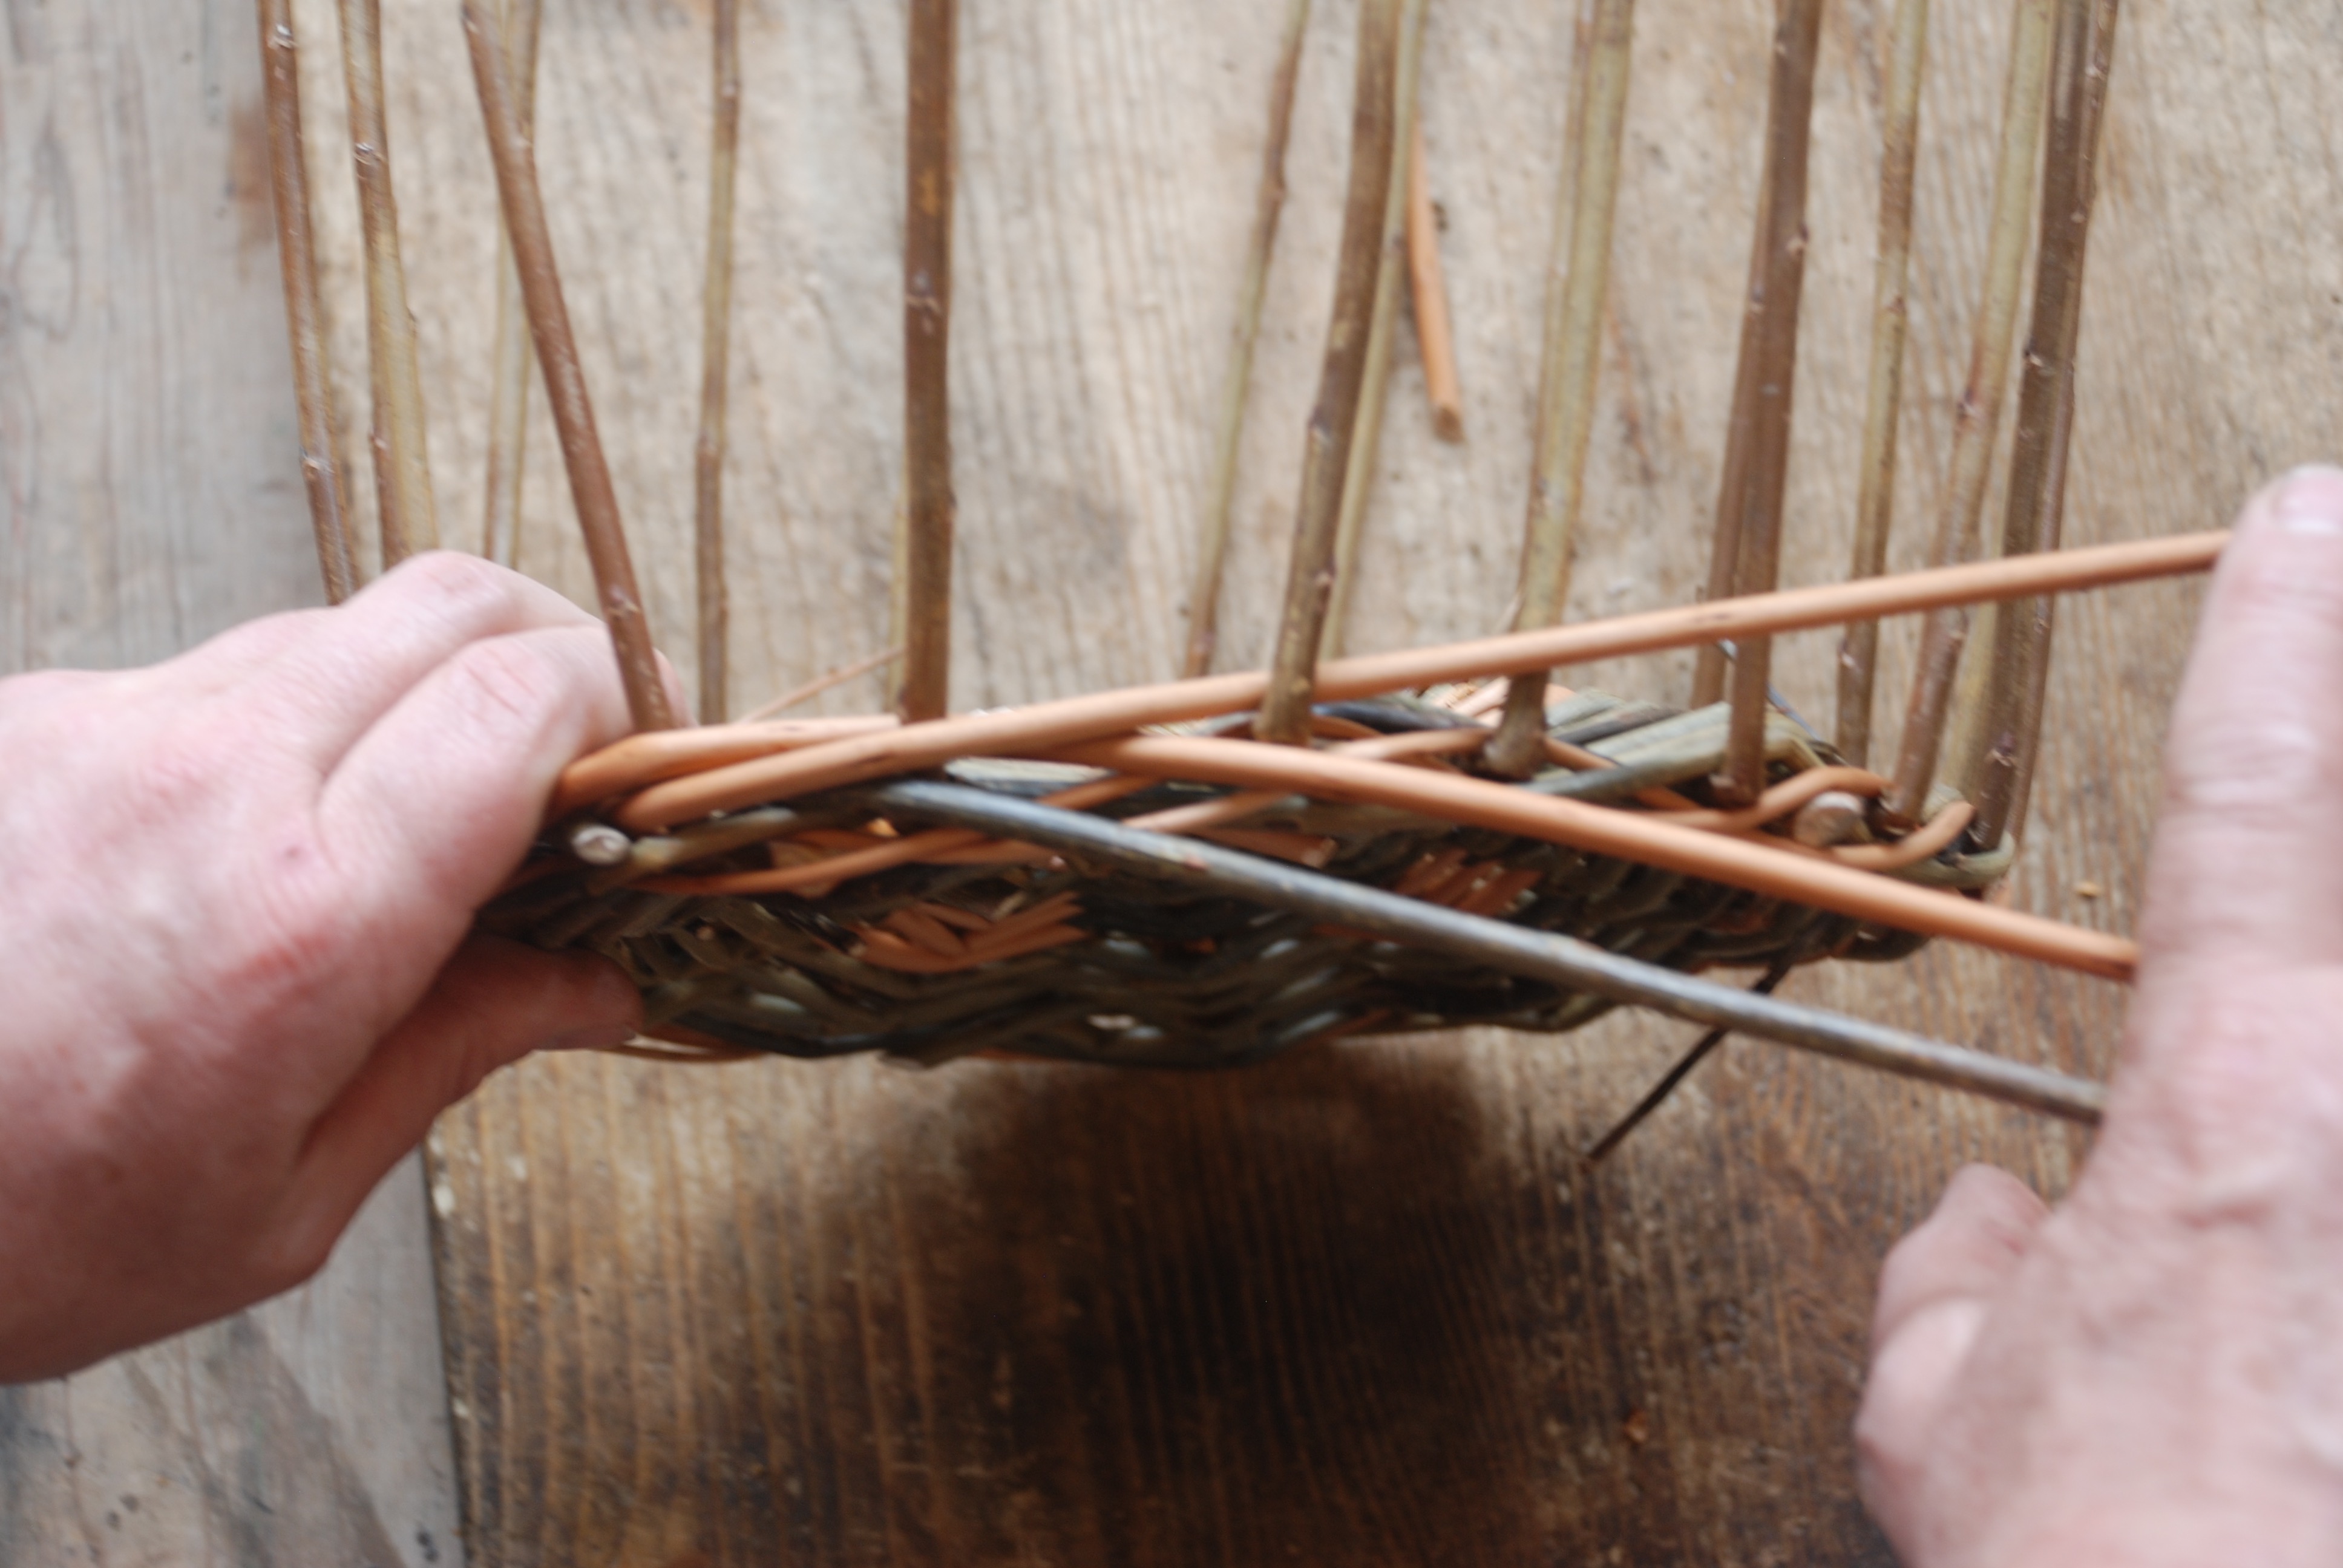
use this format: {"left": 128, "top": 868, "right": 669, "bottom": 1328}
{"left": 316, "top": 622, "right": 651, "bottom": 933}
{"left": 285, "top": 935, "right": 638, "bottom": 1253}
{"left": 1871, "top": 1163, "right": 2048, "bottom": 1352}
{"left": 1856, "top": 1165, "right": 2048, "bottom": 1549}
{"left": 183, "top": 552, "right": 598, "bottom": 772}
{"left": 2141, "top": 466, "right": 2343, "bottom": 972}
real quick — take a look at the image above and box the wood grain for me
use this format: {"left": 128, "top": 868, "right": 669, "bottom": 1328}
{"left": 308, "top": 0, "right": 2338, "bottom": 1560}
{"left": 1, "top": 0, "right": 464, "bottom": 1561}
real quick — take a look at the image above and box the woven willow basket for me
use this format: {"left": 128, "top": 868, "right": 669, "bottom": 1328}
{"left": 256, "top": 0, "right": 2213, "bottom": 1129}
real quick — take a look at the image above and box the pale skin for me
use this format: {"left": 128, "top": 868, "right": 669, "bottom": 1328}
{"left": 1, "top": 473, "right": 2337, "bottom": 1560}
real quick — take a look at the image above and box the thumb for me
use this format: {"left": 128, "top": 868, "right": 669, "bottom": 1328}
{"left": 1856, "top": 1165, "right": 2050, "bottom": 1544}
{"left": 286, "top": 935, "right": 640, "bottom": 1251}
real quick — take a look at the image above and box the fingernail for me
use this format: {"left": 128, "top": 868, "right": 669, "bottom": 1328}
{"left": 2273, "top": 465, "right": 2343, "bottom": 537}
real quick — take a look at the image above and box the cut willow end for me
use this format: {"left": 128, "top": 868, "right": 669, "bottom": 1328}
{"left": 897, "top": 0, "right": 957, "bottom": 724}
{"left": 1714, "top": 0, "right": 1826, "bottom": 805}
{"left": 1258, "top": 0, "right": 1403, "bottom": 745}
{"left": 256, "top": 0, "right": 359, "bottom": 604}
{"left": 1320, "top": 0, "right": 1429, "bottom": 665}
{"left": 1406, "top": 117, "right": 1466, "bottom": 444}
{"left": 1834, "top": 0, "right": 1930, "bottom": 768}
{"left": 1885, "top": 0, "right": 2057, "bottom": 822}
{"left": 462, "top": 0, "right": 675, "bottom": 734}
{"left": 695, "top": 0, "right": 743, "bottom": 723}
{"left": 337, "top": 0, "right": 437, "bottom": 564}
{"left": 1961, "top": 0, "right": 2121, "bottom": 849}
{"left": 480, "top": 0, "right": 544, "bottom": 570}
{"left": 1486, "top": 0, "right": 1636, "bottom": 779}
{"left": 1184, "top": 0, "right": 1312, "bottom": 680}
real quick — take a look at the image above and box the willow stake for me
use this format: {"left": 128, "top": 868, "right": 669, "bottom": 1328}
{"left": 1961, "top": 0, "right": 2120, "bottom": 848}
{"left": 897, "top": 0, "right": 957, "bottom": 723}
{"left": 1407, "top": 117, "right": 1466, "bottom": 443}
{"left": 1321, "top": 0, "right": 1429, "bottom": 663}
{"left": 257, "top": 0, "right": 359, "bottom": 603}
{"left": 1834, "top": 0, "right": 1930, "bottom": 768}
{"left": 1486, "top": 0, "right": 1636, "bottom": 778}
{"left": 1259, "top": 0, "right": 1403, "bottom": 744}
{"left": 694, "top": 0, "right": 743, "bottom": 722}
{"left": 1884, "top": 0, "right": 2056, "bottom": 821}
{"left": 1713, "top": 0, "right": 1825, "bottom": 805}
{"left": 479, "top": 0, "right": 543, "bottom": 569}
{"left": 462, "top": 1, "right": 675, "bottom": 733}
{"left": 1184, "top": 0, "right": 1312, "bottom": 679}
{"left": 338, "top": 0, "right": 437, "bottom": 562}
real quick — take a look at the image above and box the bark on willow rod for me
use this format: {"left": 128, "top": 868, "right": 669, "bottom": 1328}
{"left": 695, "top": 0, "right": 743, "bottom": 722}
{"left": 1184, "top": 0, "right": 1312, "bottom": 679}
{"left": 1834, "top": 0, "right": 1930, "bottom": 768}
{"left": 479, "top": 0, "right": 543, "bottom": 569}
{"left": 897, "top": 0, "right": 957, "bottom": 724}
{"left": 1485, "top": 0, "right": 1636, "bottom": 779}
{"left": 338, "top": 0, "right": 437, "bottom": 561}
{"left": 1407, "top": 117, "right": 1466, "bottom": 444}
{"left": 1257, "top": 0, "right": 1404, "bottom": 745}
{"left": 1320, "top": 0, "right": 1429, "bottom": 663}
{"left": 462, "top": 2, "right": 676, "bottom": 733}
{"left": 256, "top": 0, "right": 359, "bottom": 603}
{"left": 1884, "top": 0, "right": 2057, "bottom": 822}
{"left": 1961, "top": 0, "right": 2120, "bottom": 848}
{"left": 1713, "top": 0, "right": 1826, "bottom": 806}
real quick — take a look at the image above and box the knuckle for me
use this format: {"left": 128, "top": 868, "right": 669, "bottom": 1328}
{"left": 384, "top": 549, "right": 523, "bottom": 622}
{"left": 443, "top": 635, "right": 565, "bottom": 732}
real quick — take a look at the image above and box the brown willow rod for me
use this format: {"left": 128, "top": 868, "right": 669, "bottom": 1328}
{"left": 1961, "top": 0, "right": 2120, "bottom": 848}
{"left": 479, "top": 0, "right": 544, "bottom": 569}
{"left": 1407, "top": 117, "right": 1466, "bottom": 443}
{"left": 1834, "top": 0, "right": 1930, "bottom": 767}
{"left": 897, "top": 0, "right": 957, "bottom": 723}
{"left": 1486, "top": 0, "right": 1636, "bottom": 777}
{"left": 257, "top": 0, "right": 359, "bottom": 603}
{"left": 1322, "top": 0, "right": 1429, "bottom": 663}
{"left": 1884, "top": 0, "right": 2057, "bottom": 822}
{"left": 1714, "top": 0, "right": 1826, "bottom": 805}
{"left": 862, "top": 779, "right": 2109, "bottom": 1123}
{"left": 462, "top": 1, "right": 675, "bottom": 733}
{"left": 1184, "top": 0, "right": 1312, "bottom": 679}
{"left": 1258, "top": 0, "right": 1404, "bottom": 743}
{"left": 577, "top": 529, "right": 2227, "bottom": 826}
{"left": 338, "top": 0, "right": 437, "bottom": 562}
{"left": 695, "top": 0, "right": 743, "bottom": 722}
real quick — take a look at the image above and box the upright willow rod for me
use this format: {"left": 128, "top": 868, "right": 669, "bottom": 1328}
{"left": 1486, "top": 0, "right": 1636, "bottom": 779}
{"left": 479, "top": 0, "right": 544, "bottom": 569}
{"left": 1961, "top": 0, "right": 2122, "bottom": 849}
{"left": 338, "top": 0, "right": 437, "bottom": 561}
{"left": 1184, "top": 0, "right": 1312, "bottom": 679}
{"left": 1834, "top": 0, "right": 1930, "bottom": 768}
{"left": 1884, "top": 0, "right": 2057, "bottom": 822}
{"left": 694, "top": 0, "right": 743, "bottom": 722}
{"left": 1258, "top": 0, "right": 1404, "bottom": 744}
{"left": 896, "top": 0, "right": 957, "bottom": 723}
{"left": 255, "top": 0, "right": 359, "bottom": 603}
{"left": 1714, "top": 0, "right": 1826, "bottom": 805}
{"left": 462, "top": 1, "right": 675, "bottom": 733}
{"left": 1320, "top": 0, "right": 1429, "bottom": 662}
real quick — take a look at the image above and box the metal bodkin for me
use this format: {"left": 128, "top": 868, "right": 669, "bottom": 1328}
{"left": 566, "top": 821, "right": 634, "bottom": 866}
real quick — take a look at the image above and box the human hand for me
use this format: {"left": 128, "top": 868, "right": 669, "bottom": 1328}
{"left": 1856, "top": 466, "right": 2343, "bottom": 1564}
{"left": 0, "top": 554, "right": 670, "bottom": 1381}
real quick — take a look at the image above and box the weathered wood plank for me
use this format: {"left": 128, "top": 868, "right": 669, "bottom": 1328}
{"left": 307, "top": 0, "right": 2338, "bottom": 1560}
{"left": 0, "top": 0, "right": 464, "bottom": 1561}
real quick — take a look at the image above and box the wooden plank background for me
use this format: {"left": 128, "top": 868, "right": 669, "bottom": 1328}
{"left": 1, "top": 0, "right": 468, "bottom": 1563}
{"left": 8, "top": 0, "right": 2340, "bottom": 1562}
